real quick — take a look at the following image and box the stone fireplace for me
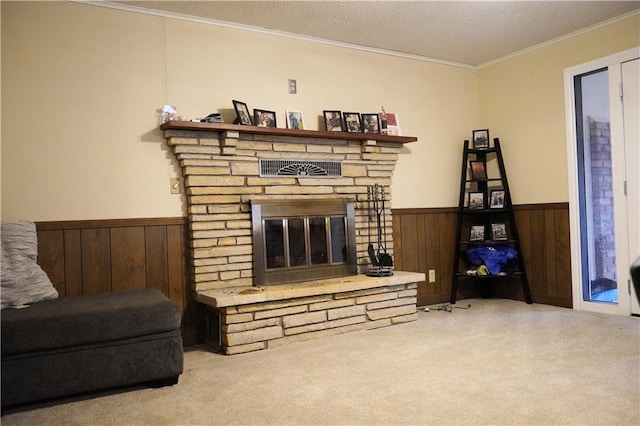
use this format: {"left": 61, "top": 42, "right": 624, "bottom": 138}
{"left": 161, "top": 121, "right": 425, "bottom": 354}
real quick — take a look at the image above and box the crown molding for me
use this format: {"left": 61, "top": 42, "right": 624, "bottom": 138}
{"left": 74, "top": 1, "right": 475, "bottom": 69}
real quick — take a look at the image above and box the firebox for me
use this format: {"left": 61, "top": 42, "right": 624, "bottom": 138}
{"left": 251, "top": 198, "right": 357, "bottom": 285}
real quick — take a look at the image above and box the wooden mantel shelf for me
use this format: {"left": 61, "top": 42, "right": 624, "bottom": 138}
{"left": 160, "top": 121, "right": 418, "bottom": 145}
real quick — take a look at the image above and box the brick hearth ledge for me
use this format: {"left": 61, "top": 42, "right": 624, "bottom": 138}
{"left": 196, "top": 271, "right": 425, "bottom": 355}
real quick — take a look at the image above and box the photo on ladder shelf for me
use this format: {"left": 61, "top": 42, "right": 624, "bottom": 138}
{"left": 470, "top": 161, "right": 487, "bottom": 180}
{"left": 489, "top": 190, "right": 505, "bottom": 208}
{"left": 491, "top": 223, "right": 508, "bottom": 240}
{"left": 470, "top": 225, "right": 485, "bottom": 241}
{"left": 468, "top": 192, "right": 485, "bottom": 209}
{"left": 472, "top": 129, "right": 490, "bottom": 148}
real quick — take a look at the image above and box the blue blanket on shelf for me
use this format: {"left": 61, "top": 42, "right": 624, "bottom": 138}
{"left": 467, "top": 246, "right": 518, "bottom": 275}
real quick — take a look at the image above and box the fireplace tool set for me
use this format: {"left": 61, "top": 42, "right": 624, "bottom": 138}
{"left": 366, "top": 184, "right": 394, "bottom": 277}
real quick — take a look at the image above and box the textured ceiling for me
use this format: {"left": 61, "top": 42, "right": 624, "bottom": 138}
{"left": 111, "top": 1, "right": 640, "bottom": 66}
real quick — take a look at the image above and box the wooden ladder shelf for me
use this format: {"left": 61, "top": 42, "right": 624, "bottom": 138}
{"left": 450, "top": 138, "right": 532, "bottom": 304}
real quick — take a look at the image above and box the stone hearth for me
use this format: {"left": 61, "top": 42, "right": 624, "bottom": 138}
{"left": 161, "top": 121, "right": 424, "bottom": 354}
{"left": 198, "top": 271, "right": 423, "bottom": 354}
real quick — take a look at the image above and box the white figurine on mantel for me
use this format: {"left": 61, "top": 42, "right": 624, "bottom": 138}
{"left": 161, "top": 104, "right": 177, "bottom": 123}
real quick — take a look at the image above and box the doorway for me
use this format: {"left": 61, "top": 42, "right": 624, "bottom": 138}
{"left": 622, "top": 58, "right": 640, "bottom": 314}
{"left": 564, "top": 48, "right": 640, "bottom": 316}
{"left": 573, "top": 68, "right": 617, "bottom": 304}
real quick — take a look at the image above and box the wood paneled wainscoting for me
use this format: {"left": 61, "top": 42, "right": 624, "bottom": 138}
{"left": 35, "top": 217, "right": 203, "bottom": 346}
{"left": 33, "top": 205, "right": 571, "bottom": 347}
{"left": 392, "top": 203, "right": 572, "bottom": 308}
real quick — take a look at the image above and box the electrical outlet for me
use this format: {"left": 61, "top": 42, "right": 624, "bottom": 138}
{"left": 170, "top": 178, "right": 182, "bottom": 194}
{"left": 428, "top": 269, "right": 436, "bottom": 283}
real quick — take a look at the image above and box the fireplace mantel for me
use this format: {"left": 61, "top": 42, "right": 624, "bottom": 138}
{"left": 160, "top": 121, "right": 418, "bottom": 145}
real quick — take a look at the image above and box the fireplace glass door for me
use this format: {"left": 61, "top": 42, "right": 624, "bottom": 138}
{"left": 253, "top": 199, "right": 357, "bottom": 285}
{"left": 264, "top": 216, "right": 347, "bottom": 270}
{"left": 288, "top": 218, "right": 306, "bottom": 266}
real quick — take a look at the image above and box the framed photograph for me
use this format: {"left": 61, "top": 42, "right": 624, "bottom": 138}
{"left": 491, "top": 223, "right": 508, "bottom": 240}
{"left": 232, "top": 100, "right": 253, "bottom": 125}
{"left": 472, "top": 129, "right": 490, "bottom": 149}
{"left": 361, "top": 113, "right": 381, "bottom": 133}
{"left": 468, "top": 192, "right": 485, "bottom": 209}
{"left": 286, "top": 110, "right": 304, "bottom": 129}
{"left": 343, "top": 112, "right": 361, "bottom": 132}
{"left": 323, "top": 110, "right": 343, "bottom": 131}
{"left": 470, "top": 225, "right": 485, "bottom": 242}
{"left": 490, "top": 190, "right": 505, "bottom": 208}
{"left": 253, "top": 109, "right": 277, "bottom": 128}
{"left": 470, "top": 161, "right": 487, "bottom": 180}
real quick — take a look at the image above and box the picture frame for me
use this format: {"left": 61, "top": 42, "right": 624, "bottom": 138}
{"left": 491, "top": 223, "right": 508, "bottom": 240}
{"left": 232, "top": 100, "right": 253, "bottom": 125}
{"left": 489, "top": 190, "right": 505, "bottom": 208}
{"left": 468, "top": 192, "right": 485, "bottom": 209}
{"left": 472, "top": 129, "right": 490, "bottom": 149}
{"left": 384, "top": 112, "right": 401, "bottom": 136}
{"left": 470, "top": 160, "right": 487, "bottom": 180}
{"left": 323, "top": 110, "right": 343, "bottom": 131}
{"left": 343, "top": 112, "right": 362, "bottom": 133}
{"left": 470, "top": 225, "right": 485, "bottom": 242}
{"left": 253, "top": 109, "right": 277, "bottom": 128}
{"left": 361, "top": 113, "right": 381, "bottom": 133}
{"left": 286, "top": 110, "right": 304, "bottom": 130}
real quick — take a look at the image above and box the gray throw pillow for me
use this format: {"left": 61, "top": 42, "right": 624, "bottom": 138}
{"left": 1, "top": 221, "right": 58, "bottom": 309}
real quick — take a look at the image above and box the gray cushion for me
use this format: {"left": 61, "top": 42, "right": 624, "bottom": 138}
{"left": 1, "top": 288, "right": 181, "bottom": 356}
{"left": 1, "top": 221, "right": 58, "bottom": 309}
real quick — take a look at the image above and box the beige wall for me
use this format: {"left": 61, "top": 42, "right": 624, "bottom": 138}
{"left": 1, "top": 1, "right": 478, "bottom": 221}
{"left": 478, "top": 14, "right": 639, "bottom": 204}
{"left": 2, "top": 2, "right": 637, "bottom": 221}
{"left": 2, "top": 2, "right": 171, "bottom": 221}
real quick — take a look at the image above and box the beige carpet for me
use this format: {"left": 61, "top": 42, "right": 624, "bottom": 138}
{"left": 3, "top": 298, "right": 639, "bottom": 425}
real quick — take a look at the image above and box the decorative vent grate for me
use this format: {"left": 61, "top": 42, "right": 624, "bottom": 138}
{"left": 260, "top": 159, "right": 342, "bottom": 178}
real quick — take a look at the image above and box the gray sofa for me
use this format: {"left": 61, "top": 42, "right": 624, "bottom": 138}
{"left": 1, "top": 221, "right": 183, "bottom": 409}
{"left": 1, "top": 288, "right": 184, "bottom": 409}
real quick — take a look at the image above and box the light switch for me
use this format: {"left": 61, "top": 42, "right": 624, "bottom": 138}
{"left": 288, "top": 79, "right": 297, "bottom": 94}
